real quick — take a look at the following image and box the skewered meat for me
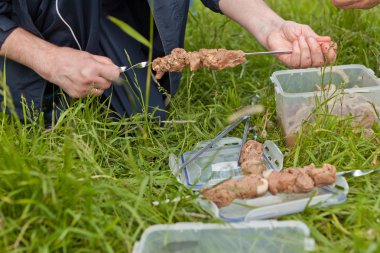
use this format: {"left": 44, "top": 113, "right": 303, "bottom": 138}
{"left": 201, "top": 163, "right": 336, "bottom": 208}
{"left": 201, "top": 174, "right": 268, "bottom": 208}
{"left": 152, "top": 48, "right": 247, "bottom": 79}
{"left": 263, "top": 163, "right": 336, "bottom": 195}
{"left": 239, "top": 140, "right": 266, "bottom": 175}
{"left": 198, "top": 49, "right": 246, "bottom": 70}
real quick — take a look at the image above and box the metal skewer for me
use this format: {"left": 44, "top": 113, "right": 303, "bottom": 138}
{"left": 337, "top": 168, "right": 380, "bottom": 177}
{"left": 119, "top": 50, "right": 293, "bottom": 72}
{"left": 119, "top": 61, "right": 150, "bottom": 73}
{"left": 245, "top": 50, "right": 293, "bottom": 56}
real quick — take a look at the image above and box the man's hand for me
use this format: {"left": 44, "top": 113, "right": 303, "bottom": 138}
{"left": 266, "top": 21, "right": 337, "bottom": 68}
{"left": 219, "top": 0, "right": 337, "bottom": 68}
{"left": 331, "top": 0, "right": 380, "bottom": 9}
{"left": 41, "top": 47, "right": 120, "bottom": 98}
{"left": 0, "top": 28, "right": 120, "bottom": 98}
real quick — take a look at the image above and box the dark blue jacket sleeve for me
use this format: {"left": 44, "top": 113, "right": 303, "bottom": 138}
{"left": 200, "top": 0, "right": 222, "bottom": 13}
{"left": 0, "top": 1, "right": 18, "bottom": 47}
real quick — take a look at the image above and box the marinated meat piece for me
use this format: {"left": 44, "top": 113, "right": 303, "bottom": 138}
{"left": 308, "top": 163, "right": 336, "bottom": 186}
{"left": 266, "top": 170, "right": 296, "bottom": 194}
{"left": 241, "top": 159, "right": 266, "bottom": 175}
{"left": 151, "top": 58, "right": 168, "bottom": 80}
{"left": 239, "top": 140, "right": 265, "bottom": 175}
{"left": 239, "top": 140, "right": 263, "bottom": 164}
{"left": 201, "top": 174, "right": 268, "bottom": 208}
{"left": 266, "top": 168, "right": 315, "bottom": 194}
{"left": 199, "top": 49, "right": 246, "bottom": 70}
{"left": 188, "top": 52, "right": 201, "bottom": 71}
{"left": 152, "top": 48, "right": 188, "bottom": 79}
{"left": 168, "top": 48, "right": 189, "bottom": 71}
{"left": 302, "top": 163, "right": 317, "bottom": 171}
{"left": 204, "top": 188, "right": 236, "bottom": 209}
{"left": 267, "top": 163, "right": 336, "bottom": 194}
{"left": 293, "top": 172, "right": 315, "bottom": 193}
{"left": 151, "top": 48, "right": 247, "bottom": 79}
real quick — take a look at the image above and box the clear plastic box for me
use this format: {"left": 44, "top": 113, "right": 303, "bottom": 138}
{"left": 270, "top": 64, "right": 380, "bottom": 144}
{"left": 170, "top": 137, "right": 348, "bottom": 222}
{"left": 132, "top": 220, "right": 315, "bottom": 253}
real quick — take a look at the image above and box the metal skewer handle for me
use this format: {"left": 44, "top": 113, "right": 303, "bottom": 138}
{"left": 238, "top": 117, "right": 251, "bottom": 166}
{"left": 119, "top": 61, "right": 151, "bottom": 73}
{"left": 176, "top": 116, "right": 250, "bottom": 175}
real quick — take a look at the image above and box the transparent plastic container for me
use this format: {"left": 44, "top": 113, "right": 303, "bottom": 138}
{"left": 270, "top": 64, "right": 380, "bottom": 144}
{"left": 170, "top": 138, "right": 348, "bottom": 222}
{"left": 132, "top": 221, "right": 315, "bottom": 253}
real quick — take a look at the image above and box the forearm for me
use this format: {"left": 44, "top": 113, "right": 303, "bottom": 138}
{"left": 219, "top": 0, "right": 284, "bottom": 48}
{"left": 0, "top": 27, "right": 57, "bottom": 80}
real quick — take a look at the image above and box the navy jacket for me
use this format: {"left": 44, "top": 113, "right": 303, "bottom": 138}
{"left": 0, "top": 0, "right": 221, "bottom": 120}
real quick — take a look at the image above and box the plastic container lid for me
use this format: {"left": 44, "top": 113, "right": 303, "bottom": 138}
{"left": 180, "top": 142, "right": 242, "bottom": 189}
{"left": 132, "top": 220, "right": 315, "bottom": 253}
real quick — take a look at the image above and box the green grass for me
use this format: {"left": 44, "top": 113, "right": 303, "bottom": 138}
{"left": 1, "top": 1, "right": 380, "bottom": 252}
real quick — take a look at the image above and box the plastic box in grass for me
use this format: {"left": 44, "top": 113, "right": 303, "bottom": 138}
{"left": 169, "top": 137, "right": 348, "bottom": 222}
{"left": 270, "top": 64, "right": 380, "bottom": 146}
{"left": 132, "top": 221, "right": 315, "bottom": 253}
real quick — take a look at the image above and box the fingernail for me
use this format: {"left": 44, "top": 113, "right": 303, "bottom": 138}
{"left": 308, "top": 37, "right": 316, "bottom": 43}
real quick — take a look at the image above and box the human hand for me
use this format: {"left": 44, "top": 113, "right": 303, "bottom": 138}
{"left": 266, "top": 21, "right": 337, "bottom": 68}
{"left": 331, "top": 0, "right": 380, "bottom": 9}
{"left": 40, "top": 47, "right": 120, "bottom": 98}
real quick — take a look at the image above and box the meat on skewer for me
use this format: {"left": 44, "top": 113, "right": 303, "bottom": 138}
{"left": 152, "top": 48, "right": 247, "bottom": 79}
{"left": 239, "top": 140, "right": 266, "bottom": 175}
{"left": 201, "top": 163, "right": 337, "bottom": 208}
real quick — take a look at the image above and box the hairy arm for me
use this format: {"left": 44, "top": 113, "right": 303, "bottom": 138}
{"left": 0, "top": 28, "right": 120, "bottom": 98}
{"left": 219, "top": 0, "right": 284, "bottom": 48}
